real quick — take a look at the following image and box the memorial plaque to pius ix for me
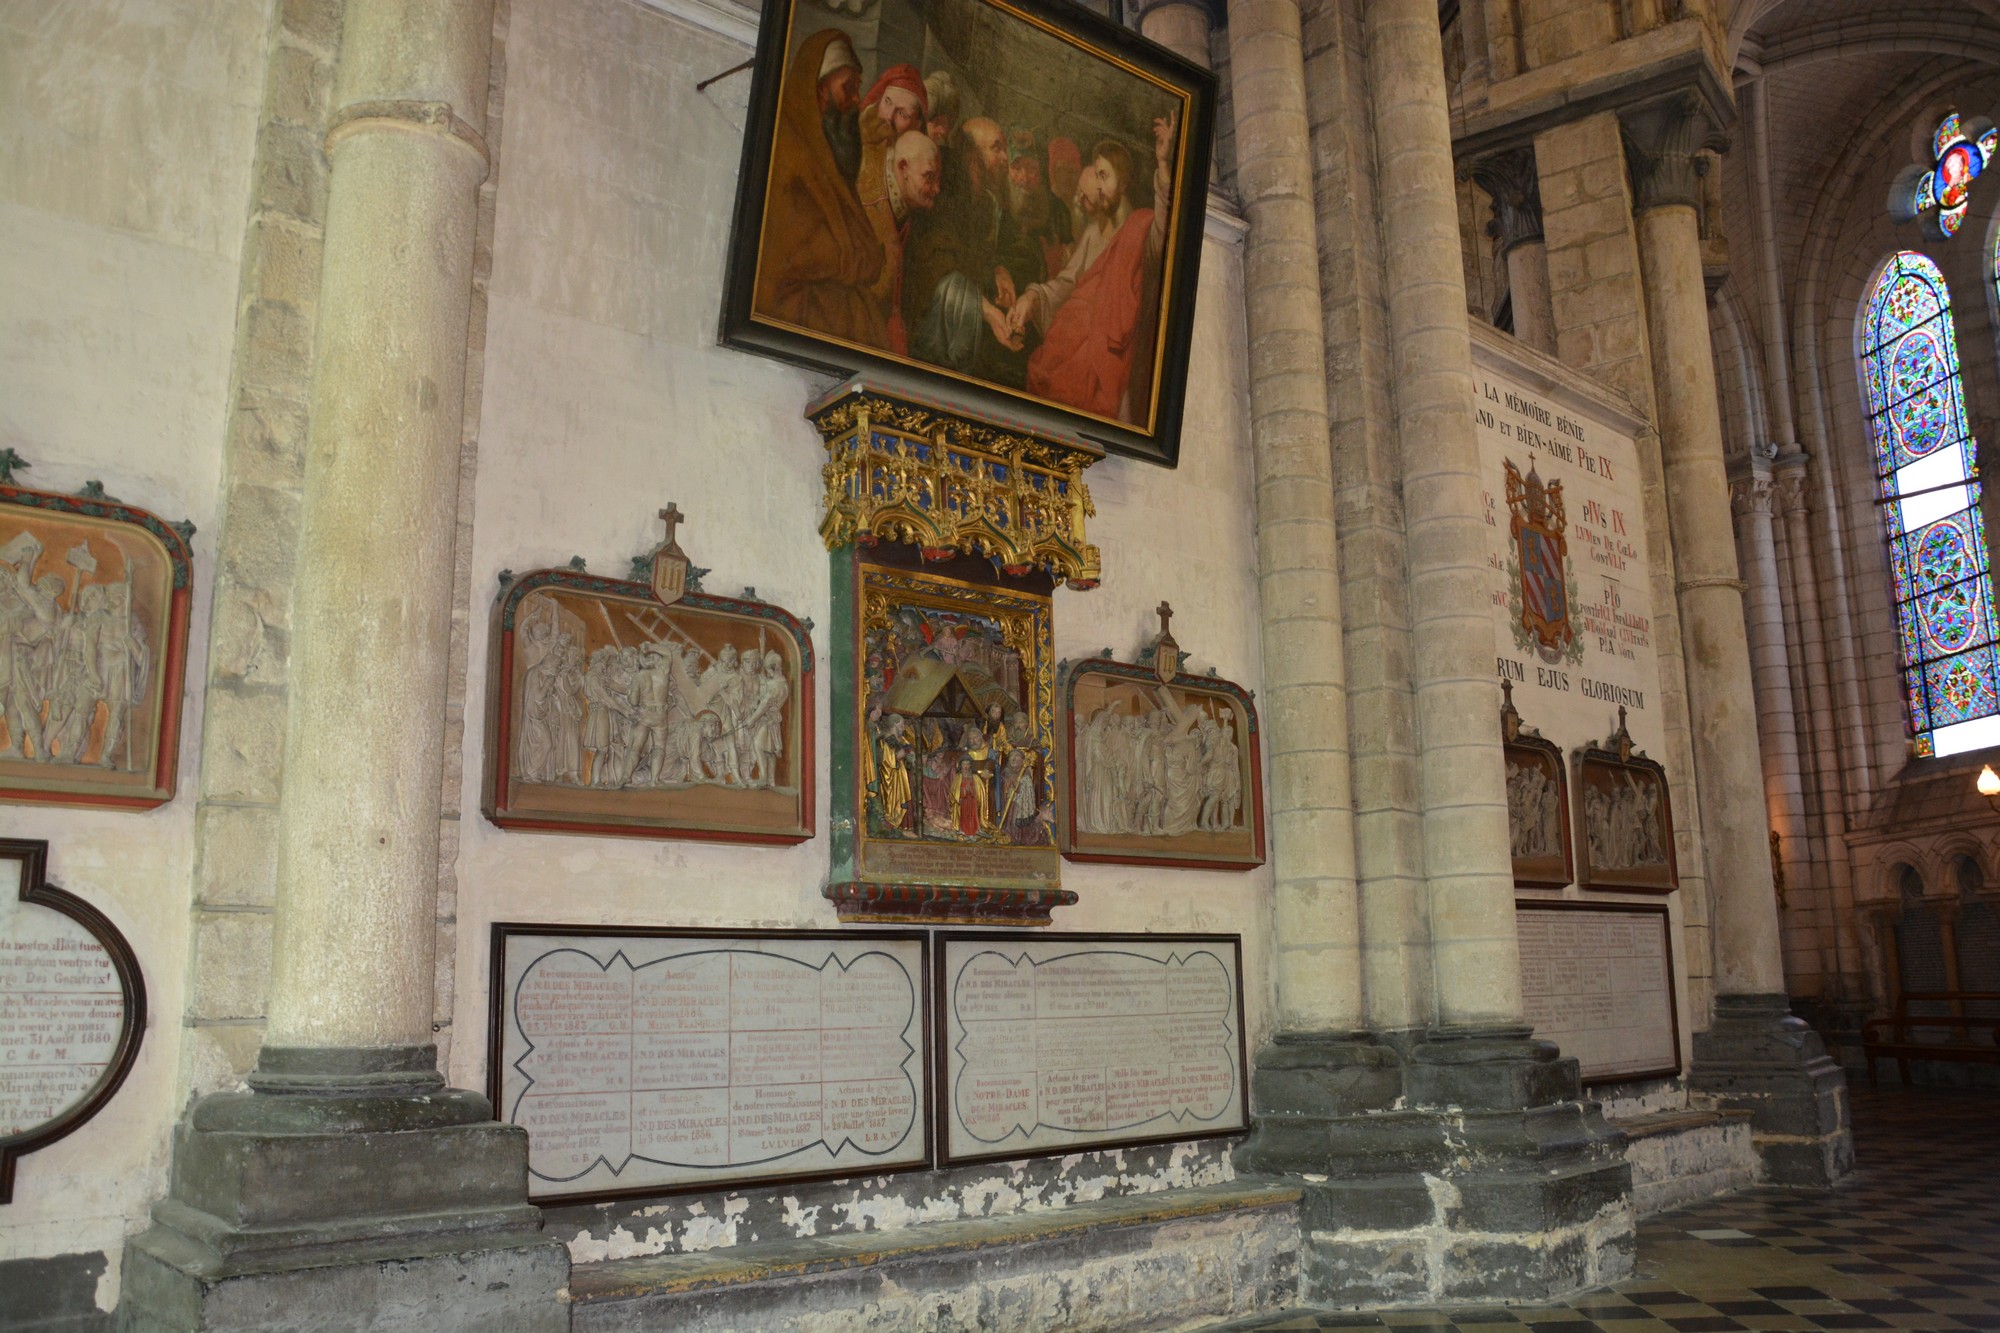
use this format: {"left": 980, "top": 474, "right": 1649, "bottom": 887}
{"left": 490, "top": 927, "right": 928, "bottom": 1203}
{"left": 937, "top": 933, "right": 1246, "bottom": 1166}
{"left": 1, "top": 839, "right": 146, "bottom": 1201}
{"left": 1516, "top": 902, "right": 1679, "bottom": 1085}
{"left": 1472, "top": 333, "right": 1667, "bottom": 791}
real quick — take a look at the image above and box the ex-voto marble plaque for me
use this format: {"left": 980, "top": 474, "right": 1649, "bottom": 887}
{"left": 1515, "top": 900, "right": 1679, "bottom": 1085}
{"left": 936, "top": 933, "right": 1245, "bottom": 1166}
{"left": 1, "top": 839, "right": 146, "bottom": 1201}
{"left": 490, "top": 926, "right": 928, "bottom": 1203}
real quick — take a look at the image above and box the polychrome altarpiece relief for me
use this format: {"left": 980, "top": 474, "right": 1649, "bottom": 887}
{"left": 720, "top": 0, "right": 1215, "bottom": 465}
{"left": 1501, "top": 680, "right": 1571, "bottom": 890}
{"left": 1573, "top": 707, "right": 1676, "bottom": 894}
{"left": 810, "top": 384, "right": 1100, "bottom": 925}
{"left": 483, "top": 507, "right": 814, "bottom": 844}
{"left": 0, "top": 454, "right": 194, "bottom": 811}
{"left": 1057, "top": 604, "right": 1264, "bottom": 871}
{"left": 829, "top": 544, "right": 1065, "bottom": 923}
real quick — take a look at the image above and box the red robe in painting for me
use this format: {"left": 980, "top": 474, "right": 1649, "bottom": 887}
{"left": 1025, "top": 207, "right": 1154, "bottom": 421}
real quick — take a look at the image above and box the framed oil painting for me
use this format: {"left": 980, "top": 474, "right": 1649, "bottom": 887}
{"left": 0, "top": 473, "right": 194, "bottom": 811}
{"left": 720, "top": 0, "right": 1216, "bottom": 466}
{"left": 482, "top": 534, "right": 814, "bottom": 844}
{"left": 1056, "top": 616, "right": 1264, "bottom": 870}
{"left": 1573, "top": 706, "right": 1676, "bottom": 894}
{"left": 827, "top": 544, "right": 1069, "bottom": 924}
{"left": 1501, "top": 682, "right": 1571, "bottom": 890}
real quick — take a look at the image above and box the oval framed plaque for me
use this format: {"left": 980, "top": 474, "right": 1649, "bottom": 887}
{"left": 0, "top": 838, "right": 147, "bottom": 1202}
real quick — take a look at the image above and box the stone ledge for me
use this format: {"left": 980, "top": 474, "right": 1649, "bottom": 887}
{"left": 570, "top": 1181, "right": 1301, "bottom": 1304}
{"left": 1606, "top": 1107, "right": 1751, "bottom": 1140}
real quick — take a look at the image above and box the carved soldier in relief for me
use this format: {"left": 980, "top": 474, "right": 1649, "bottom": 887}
{"left": 485, "top": 503, "right": 815, "bottom": 844}
{"left": 510, "top": 593, "right": 793, "bottom": 796}
{"left": 1057, "top": 604, "right": 1266, "bottom": 870}
{"left": 0, "top": 530, "right": 153, "bottom": 772}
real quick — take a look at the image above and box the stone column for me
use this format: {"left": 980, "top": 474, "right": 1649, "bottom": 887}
{"left": 1369, "top": 0, "right": 1521, "bottom": 1039}
{"left": 1225, "top": 0, "right": 1365, "bottom": 1046}
{"left": 1139, "top": 0, "right": 1213, "bottom": 63}
{"left": 1625, "top": 95, "right": 1851, "bottom": 1187}
{"left": 1469, "top": 148, "right": 1555, "bottom": 354}
{"left": 1728, "top": 454, "right": 1813, "bottom": 989}
{"left": 1773, "top": 458, "right": 1869, "bottom": 1004}
{"left": 119, "top": 0, "right": 569, "bottom": 1325}
{"left": 1236, "top": 3, "right": 1629, "bottom": 1306}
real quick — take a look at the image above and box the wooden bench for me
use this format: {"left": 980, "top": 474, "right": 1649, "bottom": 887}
{"left": 1860, "top": 991, "right": 2000, "bottom": 1085}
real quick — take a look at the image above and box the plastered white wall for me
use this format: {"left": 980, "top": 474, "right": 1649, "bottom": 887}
{"left": 0, "top": 0, "right": 266, "bottom": 1294}
{"left": 447, "top": 0, "right": 1273, "bottom": 1094}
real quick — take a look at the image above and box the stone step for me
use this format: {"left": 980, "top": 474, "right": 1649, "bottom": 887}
{"left": 568, "top": 1181, "right": 1301, "bottom": 1332}
{"left": 1608, "top": 1107, "right": 1757, "bottom": 1216}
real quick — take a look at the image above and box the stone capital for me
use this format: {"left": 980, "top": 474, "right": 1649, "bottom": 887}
{"left": 1622, "top": 94, "right": 1716, "bottom": 213}
{"left": 1467, "top": 147, "right": 1544, "bottom": 254}
{"left": 1771, "top": 454, "right": 1810, "bottom": 515}
{"left": 1727, "top": 457, "right": 1774, "bottom": 517}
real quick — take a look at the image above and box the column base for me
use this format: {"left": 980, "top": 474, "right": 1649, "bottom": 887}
{"left": 117, "top": 1047, "right": 569, "bottom": 1332}
{"left": 1236, "top": 1030, "right": 1634, "bottom": 1307}
{"left": 1689, "top": 994, "right": 1855, "bottom": 1187}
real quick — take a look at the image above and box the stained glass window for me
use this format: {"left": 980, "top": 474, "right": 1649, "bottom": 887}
{"left": 1860, "top": 252, "right": 2000, "bottom": 758}
{"left": 1891, "top": 112, "right": 1999, "bottom": 240}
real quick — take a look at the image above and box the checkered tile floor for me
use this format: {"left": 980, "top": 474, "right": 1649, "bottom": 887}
{"left": 1205, "top": 1087, "right": 2000, "bottom": 1332}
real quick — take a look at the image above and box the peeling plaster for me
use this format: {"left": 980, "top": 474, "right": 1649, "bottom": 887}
{"left": 550, "top": 1137, "right": 1242, "bottom": 1263}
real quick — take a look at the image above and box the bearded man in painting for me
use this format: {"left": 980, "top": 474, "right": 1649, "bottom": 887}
{"left": 904, "top": 117, "right": 1035, "bottom": 384}
{"left": 855, "top": 63, "right": 928, "bottom": 196}
{"left": 1011, "top": 112, "right": 1177, "bottom": 424}
{"left": 755, "top": 29, "right": 887, "bottom": 351}
{"left": 860, "top": 130, "right": 943, "bottom": 355}
{"left": 816, "top": 32, "right": 864, "bottom": 182}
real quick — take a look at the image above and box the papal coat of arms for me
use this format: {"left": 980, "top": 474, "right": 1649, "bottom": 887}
{"left": 1504, "top": 458, "right": 1582, "bottom": 665}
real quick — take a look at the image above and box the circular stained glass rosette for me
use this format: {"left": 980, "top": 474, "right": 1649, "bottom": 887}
{"left": 1934, "top": 113, "right": 1965, "bottom": 161}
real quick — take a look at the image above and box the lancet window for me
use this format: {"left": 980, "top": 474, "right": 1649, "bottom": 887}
{"left": 1859, "top": 251, "right": 2000, "bottom": 757}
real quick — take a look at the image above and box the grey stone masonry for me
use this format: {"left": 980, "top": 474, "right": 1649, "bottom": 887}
{"left": 118, "top": 1047, "right": 568, "bottom": 1333}
{"left": 1690, "top": 994, "right": 1855, "bottom": 1188}
{"left": 1236, "top": 1032, "right": 1635, "bottom": 1306}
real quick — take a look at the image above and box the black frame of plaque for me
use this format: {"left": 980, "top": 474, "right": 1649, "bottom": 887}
{"left": 1, "top": 838, "right": 148, "bottom": 1204}
{"left": 1514, "top": 898, "right": 1681, "bottom": 1086}
{"left": 486, "top": 923, "right": 933, "bottom": 1206}
{"left": 932, "top": 930, "right": 1249, "bottom": 1168}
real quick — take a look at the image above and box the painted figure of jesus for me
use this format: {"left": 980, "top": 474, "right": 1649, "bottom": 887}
{"left": 1011, "top": 112, "right": 1177, "bottom": 424}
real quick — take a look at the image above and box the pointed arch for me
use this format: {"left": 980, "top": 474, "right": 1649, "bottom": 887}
{"left": 1858, "top": 251, "right": 2000, "bottom": 757}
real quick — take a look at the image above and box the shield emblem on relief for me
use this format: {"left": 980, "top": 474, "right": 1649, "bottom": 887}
{"left": 651, "top": 503, "right": 689, "bottom": 607}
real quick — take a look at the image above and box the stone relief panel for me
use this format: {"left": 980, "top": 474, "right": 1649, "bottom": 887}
{"left": 1502, "top": 681, "right": 1572, "bottom": 889}
{"left": 483, "top": 562, "right": 813, "bottom": 844}
{"left": 1574, "top": 708, "right": 1677, "bottom": 894}
{"left": 0, "top": 466, "right": 194, "bottom": 811}
{"left": 1057, "top": 610, "right": 1263, "bottom": 870}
